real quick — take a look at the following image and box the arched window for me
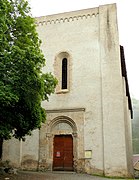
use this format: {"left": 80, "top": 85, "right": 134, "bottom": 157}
{"left": 54, "top": 52, "right": 71, "bottom": 93}
{"left": 62, "top": 58, "right": 67, "bottom": 89}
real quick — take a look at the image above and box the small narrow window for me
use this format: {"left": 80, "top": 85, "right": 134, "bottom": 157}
{"left": 54, "top": 52, "right": 70, "bottom": 93}
{"left": 62, "top": 58, "right": 67, "bottom": 89}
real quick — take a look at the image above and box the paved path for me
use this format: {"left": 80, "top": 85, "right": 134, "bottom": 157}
{"left": 15, "top": 171, "right": 133, "bottom": 180}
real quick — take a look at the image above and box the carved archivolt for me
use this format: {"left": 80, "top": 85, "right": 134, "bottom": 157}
{"left": 47, "top": 116, "right": 77, "bottom": 134}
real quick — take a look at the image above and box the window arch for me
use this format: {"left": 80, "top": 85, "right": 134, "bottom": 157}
{"left": 54, "top": 52, "right": 71, "bottom": 93}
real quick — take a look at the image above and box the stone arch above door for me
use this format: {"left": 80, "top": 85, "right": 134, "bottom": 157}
{"left": 48, "top": 116, "right": 77, "bottom": 135}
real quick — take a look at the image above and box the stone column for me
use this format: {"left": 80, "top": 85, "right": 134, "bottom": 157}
{"left": 38, "top": 124, "right": 47, "bottom": 170}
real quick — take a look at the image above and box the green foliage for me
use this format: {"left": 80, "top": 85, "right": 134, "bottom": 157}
{"left": 0, "top": 0, "right": 57, "bottom": 140}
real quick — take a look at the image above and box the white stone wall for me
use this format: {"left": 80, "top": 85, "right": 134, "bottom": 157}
{"left": 36, "top": 5, "right": 103, "bottom": 173}
{"left": 99, "top": 4, "right": 130, "bottom": 177}
{"left": 3, "top": 138, "right": 21, "bottom": 167}
{"left": 21, "top": 130, "right": 39, "bottom": 169}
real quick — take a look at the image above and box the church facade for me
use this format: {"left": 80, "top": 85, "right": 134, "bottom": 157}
{"left": 2, "top": 3, "right": 133, "bottom": 178}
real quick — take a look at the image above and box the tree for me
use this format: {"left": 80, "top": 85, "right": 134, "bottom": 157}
{"left": 0, "top": 0, "right": 57, "bottom": 141}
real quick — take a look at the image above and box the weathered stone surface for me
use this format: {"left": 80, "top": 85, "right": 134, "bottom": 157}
{"left": 134, "top": 160, "right": 139, "bottom": 171}
{"left": 0, "top": 167, "right": 17, "bottom": 175}
{"left": 0, "top": 167, "right": 5, "bottom": 175}
{"left": 21, "top": 159, "right": 38, "bottom": 170}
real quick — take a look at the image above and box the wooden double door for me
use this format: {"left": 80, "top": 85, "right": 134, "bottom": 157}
{"left": 53, "top": 135, "right": 73, "bottom": 171}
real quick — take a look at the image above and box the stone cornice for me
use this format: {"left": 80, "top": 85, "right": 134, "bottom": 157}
{"left": 46, "top": 108, "right": 85, "bottom": 113}
{"left": 35, "top": 7, "right": 99, "bottom": 26}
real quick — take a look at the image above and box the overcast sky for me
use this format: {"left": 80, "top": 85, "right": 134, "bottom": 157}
{"left": 29, "top": 0, "right": 139, "bottom": 100}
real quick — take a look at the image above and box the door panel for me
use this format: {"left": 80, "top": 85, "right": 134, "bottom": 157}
{"left": 53, "top": 135, "right": 73, "bottom": 171}
{"left": 53, "top": 136, "right": 64, "bottom": 170}
{"left": 64, "top": 136, "right": 73, "bottom": 170}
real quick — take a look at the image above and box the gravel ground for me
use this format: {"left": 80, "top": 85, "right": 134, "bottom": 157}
{"left": 0, "top": 171, "right": 134, "bottom": 180}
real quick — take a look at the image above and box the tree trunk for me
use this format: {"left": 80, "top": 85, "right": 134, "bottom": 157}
{"left": 0, "top": 138, "right": 3, "bottom": 160}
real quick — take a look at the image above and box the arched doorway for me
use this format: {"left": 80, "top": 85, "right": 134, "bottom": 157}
{"left": 53, "top": 135, "right": 73, "bottom": 171}
{"left": 39, "top": 110, "right": 85, "bottom": 172}
{"left": 48, "top": 116, "right": 77, "bottom": 171}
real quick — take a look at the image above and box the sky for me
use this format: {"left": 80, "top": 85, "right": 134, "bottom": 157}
{"left": 29, "top": 0, "right": 139, "bottom": 100}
